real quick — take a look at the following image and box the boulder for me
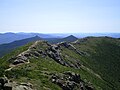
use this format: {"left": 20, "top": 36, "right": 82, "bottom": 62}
{"left": 0, "top": 77, "right": 13, "bottom": 90}
{"left": 24, "top": 53, "right": 31, "bottom": 57}
{"left": 13, "top": 59, "right": 25, "bottom": 65}
{"left": 59, "top": 42, "right": 70, "bottom": 48}
{"left": 13, "top": 82, "right": 33, "bottom": 90}
{"left": 0, "top": 77, "right": 8, "bottom": 86}
{"left": 32, "top": 51, "right": 40, "bottom": 57}
{"left": 4, "top": 83, "right": 12, "bottom": 90}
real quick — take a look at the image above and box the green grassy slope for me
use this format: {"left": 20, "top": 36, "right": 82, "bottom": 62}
{"left": 0, "top": 42, "right": 33, "bottom": 77}
{"left": 0, "top": 37, "right": 120, "bottom": 90}
{"left": 73, "top": 37, "right": 120, "bottom": 90}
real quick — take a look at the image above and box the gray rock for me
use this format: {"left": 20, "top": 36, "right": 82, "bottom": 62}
{"left": 0, "top": 77, "right": 13, "bottom": 90}
{"left": 4, "top": 83, "right": 12, "bottom": 90}
{"left": 0, "top": 77, "right": 8, "bottom": 87}
{"left": 13, "top": 82, "right": 33, "bottom": 90}
{"left": 13, "top": 59, "right": 25, "bottom": 65}
{"left": 50, "top": 72, "right": 94, "bottom": 90}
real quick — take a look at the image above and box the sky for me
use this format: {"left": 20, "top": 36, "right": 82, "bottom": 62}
{"left": 0, "top": 0, "right": 120, "bottom": 33}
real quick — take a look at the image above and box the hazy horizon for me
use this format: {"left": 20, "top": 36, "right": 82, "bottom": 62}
{"left": 1, "top": 32, "right": 120, "bottom": 34}
{"left": 0, "top": 0, "right": 120, "bottom": 33}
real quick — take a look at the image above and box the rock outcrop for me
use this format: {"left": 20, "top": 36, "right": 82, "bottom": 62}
{"left": 10, "top": 41, "right": 44, "bottom": 65}
{"left": 0, "top": 77, "right": 10, "bottom": 90}
{"left": 59, "top": 42, "right": 87, "bottom": 56}
{"left": 0, "top": 77, "right": 33, "bottom": 90}
{"left": 46, "top": 44, "right": 69, "bottom": 67}
{"left": 46, "top": 44, "right": 82, "bottom": 69}
{"left": 50, "top": 71, "right": 94, "bottom": 90}
{"left": 9, "top": 41, "right": 83, "bottom": 69}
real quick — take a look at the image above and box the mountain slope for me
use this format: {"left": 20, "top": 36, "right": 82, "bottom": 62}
{"left": 0, "top": 35, "right": 77, "bottom": 57}
{"left": 0, "top": 36, "right": 42, "bottom": 57}
{"left": 0, "top": 37, "right": 120, "bottom": 90}
{"left": 49, "top": 35, "right": 78, "bottom": 44}
{"left": 0, "top": 32, "right": 33, "bottom": 44}
{"left": 62, "top": 35, "right": 78, "bottom": 42}
{"left": 0, "top": 33, "right": 54, "bottom": 44}
{"left": 73, "top": 37, "right": 120, "bottom": 90}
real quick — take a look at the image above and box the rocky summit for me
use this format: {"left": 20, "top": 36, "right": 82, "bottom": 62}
{"left": 0, "top": 37, "right": 120, "bottom": 90}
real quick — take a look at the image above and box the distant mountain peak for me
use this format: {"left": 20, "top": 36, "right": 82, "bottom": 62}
{"left": 53, "top": 35, "right": 78, "bottom": 43}
{"left": 66, "top": 35, "right": 78, "bottom": 39}
{"left": 33, "top": 35, "right": 41, "bottom": 39}
{"left": 69, "top": 35, "right": 75, "bottom": 37}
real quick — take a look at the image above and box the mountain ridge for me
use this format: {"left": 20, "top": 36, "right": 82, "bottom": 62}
{"left": 0, "top": 36, "right": 42, "bottom": 57}
{"left": 0, "top": 35, "right": 78, "bottom": 57}
{"left": 0, "top": 37, "right": 120, "bottom": 90}
{"left": 48, "top": 35, "right": 78, "bottom": 44}
{"left": 1, "top": 32, "right": 120, "bottom": 44}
